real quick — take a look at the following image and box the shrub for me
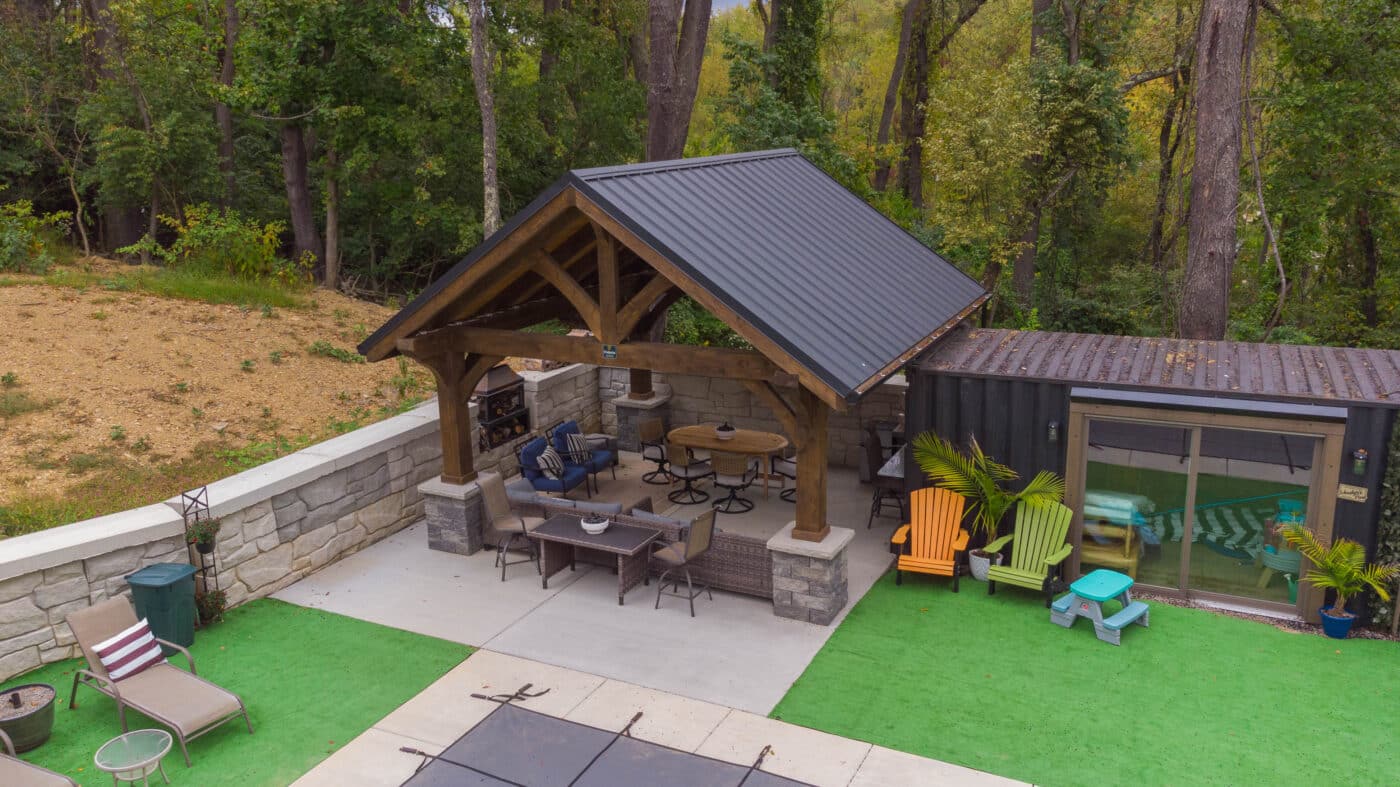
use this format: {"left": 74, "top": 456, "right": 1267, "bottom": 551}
{"left": 117, "top": 204, "right": 307, "bottom": 284}
{"left": 0, "top": 200, "right": 71, "bottom": 274}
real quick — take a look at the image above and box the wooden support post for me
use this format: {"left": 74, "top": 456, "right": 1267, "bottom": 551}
{"left": 418, "top": 351, "right": 500, "bottom": 485}
{"left": 595, "top": 226, "right": 619, "bottom": 344}
{"left": 629, "top": 368, "right": 653, "bottom": 400}
{"left": 793, "top": 387, "right": 830, "bottom": 542}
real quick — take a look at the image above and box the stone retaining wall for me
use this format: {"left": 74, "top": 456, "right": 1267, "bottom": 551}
{"left": 0, "top": 402, "right": 443, "bottom": 682}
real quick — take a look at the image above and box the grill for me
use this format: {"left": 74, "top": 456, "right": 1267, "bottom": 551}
{"left": 473, "top": 364, "right": 529, "bottom": 450}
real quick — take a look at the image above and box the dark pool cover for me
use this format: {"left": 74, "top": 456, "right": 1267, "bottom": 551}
{"left": 401, "top": 701, "right": 812, "bottom": 787}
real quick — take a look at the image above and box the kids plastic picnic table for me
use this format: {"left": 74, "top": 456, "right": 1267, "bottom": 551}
{"left": 1050, "top": 568, "right": 1150, "bottom": 645}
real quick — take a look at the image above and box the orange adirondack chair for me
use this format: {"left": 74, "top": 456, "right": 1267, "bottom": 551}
{"left": 890, "top": 487, "right": 970, "bottom": 591}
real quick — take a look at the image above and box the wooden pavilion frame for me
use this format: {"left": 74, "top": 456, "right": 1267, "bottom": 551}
{"left": 360, "top": 187, "right": 868, "bottom": 543}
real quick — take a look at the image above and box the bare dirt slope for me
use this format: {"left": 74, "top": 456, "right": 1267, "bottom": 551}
{"left": 0, "top": 264, "right": 424, "bottom": 503}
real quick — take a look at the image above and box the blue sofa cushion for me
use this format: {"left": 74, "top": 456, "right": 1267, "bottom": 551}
{"left": 552, "top": 421, "right": 616, "bottom": 473}
{"left": 519, "top": 436, "right": 585, "bottom": 493}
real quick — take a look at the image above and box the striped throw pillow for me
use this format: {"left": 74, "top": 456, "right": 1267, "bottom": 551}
{"left": 93, "top": 618, "right": 166, "bottom": 681}
{"left": 565, "top": 432, "right": 591, "bottom": 463}
{"left": 537, "top": 445, "right": 565, "bottom": 480}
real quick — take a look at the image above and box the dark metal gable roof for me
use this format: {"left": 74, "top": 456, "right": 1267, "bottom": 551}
{"left": 921, "top": 328, "right": 1400, "bottom": 409}
{"left": 361, "top": 149, "right": 987, "bottom": 402}
{"left": 569, "top": 149, "right": 986, "bottom": 400}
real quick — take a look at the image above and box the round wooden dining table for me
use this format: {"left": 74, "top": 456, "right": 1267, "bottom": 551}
{"left": 667, "top": 424, "right": 790, "bottom": 499}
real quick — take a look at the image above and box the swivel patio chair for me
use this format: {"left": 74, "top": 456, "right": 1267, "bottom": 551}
{"left": 0, "top": 729, "right": 77, "bottom": 786}
{"left": 651, "top": 509, "right": 717, "bottom": 617}
{"left": 66, "top": 597, "right": 254, "bottom": 766}
{"left": 712, "top": 453, "right": 760, "bottom": 514}
{"left": 552, "top": 420, "right": 617, "bottom": 494}
{"left": 517, "top": 436, "right": 590, "bottom": 498}
{"left": 771, "top": 451, "right": 797, "bottom": 503}
{"left": 890, "top": 487, "right": 969, "bottom": 591}
{"left": 479, "top": 470, "right": 546, "bottom": 581}
{"left": 865, "top": 424, "right": 904, "bottom": 528}
{"left": 638, "top": 417, "right": 672, "bottom": 485}
{"left": 986, "top": 500, "right": 1075, "bottom": 607}
{"left": 666, "top": 440, "right": 714, "bottom": 505}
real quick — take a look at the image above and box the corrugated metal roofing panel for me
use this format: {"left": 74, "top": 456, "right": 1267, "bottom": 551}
{"left": 921, "top": 328, "right": 1400, "bottom": 409}
{"left": 572, "top": 150, "right": 987, "bottom": 400}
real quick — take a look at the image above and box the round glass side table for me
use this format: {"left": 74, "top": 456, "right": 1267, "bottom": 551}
{"left": 94, "top": 728, "right": 172, "bottom": 787}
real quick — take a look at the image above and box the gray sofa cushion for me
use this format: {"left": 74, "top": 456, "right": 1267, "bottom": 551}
{"left": 630, "top": 508, "right": 685, "bottom": 528}
{"left": 505, "top": 477, "right": 543, "bottom": 505}
{"left": 571, "top": 499, "right": 624, "bottom": 516}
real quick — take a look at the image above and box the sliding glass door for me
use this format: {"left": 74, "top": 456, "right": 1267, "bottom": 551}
{"left": 1067, "top": 402, "right": 1344, "bottom": 614}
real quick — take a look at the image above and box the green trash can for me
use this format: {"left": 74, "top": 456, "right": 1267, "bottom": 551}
{"left": 125, "top": 563, "right": 198, "bottom": 654}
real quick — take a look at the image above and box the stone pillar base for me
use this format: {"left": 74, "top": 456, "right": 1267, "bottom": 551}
{"left": 767, "top": 522, "right": 853, "bottom": 626}
{"left": 419, "top": 477, "right": 485, "bottom": 556}
{"left": 612, "top": 390, "right": 672, "bottom": 452}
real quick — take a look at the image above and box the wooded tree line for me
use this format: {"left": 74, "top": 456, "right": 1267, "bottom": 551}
{"left": 1, "top": 0, "right": 1395, "bottom": 347}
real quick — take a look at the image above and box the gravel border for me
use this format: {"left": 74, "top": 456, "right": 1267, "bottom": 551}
{"left": 1133, "top": 589, "right": 1399, "bottom": 642}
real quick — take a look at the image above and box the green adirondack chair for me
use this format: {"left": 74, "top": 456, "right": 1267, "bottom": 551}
{"left": 986, "top": 500, "right": 1074, "bottom": 607}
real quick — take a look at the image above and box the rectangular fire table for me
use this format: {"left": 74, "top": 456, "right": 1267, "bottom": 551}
{"left": 528, "top": 515, "right": 661, "bottom": 605}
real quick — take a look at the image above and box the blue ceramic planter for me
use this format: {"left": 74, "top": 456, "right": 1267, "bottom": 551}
{"left": 1319, "top": 607, "right": 1355, "bottom": 639}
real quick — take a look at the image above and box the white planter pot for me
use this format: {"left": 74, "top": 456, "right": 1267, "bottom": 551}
{"left": 967, "top": 550, "right": 1003, "bottom": 581}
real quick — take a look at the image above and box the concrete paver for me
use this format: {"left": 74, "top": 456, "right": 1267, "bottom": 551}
{"left": 564, "top": 679, "right": 732, "bottom": 752}
{"left": 693, "top": 708, "right": 873, "bottom": 787}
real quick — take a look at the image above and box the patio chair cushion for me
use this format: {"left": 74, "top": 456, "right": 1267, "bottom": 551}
{"left": 536, "top": 445, "right": 565, "bottom": 479}
{"left": 564, "top": 432, "right": 592, "bottom": 463}
{"left": 651, "top": 542, "right": 688, "bottom": 566}
{"left": 630, "top": 509, "right": 685, "bottom": 528}
{"left": 115, "top": 663, "right": 244, "bottom": 735}
{"left": 94, "top": 618, "right": 165, "bottom": 681}
{"left": 572, "top": 500, "right": 624, "bottom": 517}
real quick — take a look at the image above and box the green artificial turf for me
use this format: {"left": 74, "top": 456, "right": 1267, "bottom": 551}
{"left": 13, "top": 599, "right": 470, "bottom": 786}
{"left": 772, "top": 572, "right": 1400, "bottom": 786}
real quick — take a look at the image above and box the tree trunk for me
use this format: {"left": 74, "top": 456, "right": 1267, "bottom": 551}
{"left": 645, "top": 0, "right": 712, "bottom": 161}
{"left": 1178, "top": 0, "right": 1250, "bottom": 340}
{"left": 215, "top": 0, "right": 238, "bottom": 210}
{"left": 1357, "top": 204, "right": 1380, "bottom": 328}
{"left": 1146, "top": 67, "right": 1189, "bottom": 271}
{"left": 897, "top": 0, "right": 931, "bottom": 208}
{"left": 873, "top": 0, "right": 917, "bottom": 192}
{"left": 540, "top": 0, "right": 561, "bottom": 136}
{"left": 1011, "top": 0, "right": 1055, "bottom": 303}
{"left": 468, "top": 0, "right": 501, "bottom": 236}
{"left": 324, "top": 147, "right": 340, "bottom": 291}
{"left": 279, "top": 123, "right": 323, "bottom": 266}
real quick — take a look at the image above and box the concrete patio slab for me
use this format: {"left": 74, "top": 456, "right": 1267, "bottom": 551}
{"left": 848, "top": 746, "right": 1024, "bottom": 787}
{"left": 291, "top": 727, "right": 442, "bottom": 787}
{"left": 274, "top": 520, "right": 596, "bottom": 644}
{"left": 563, "top": 679, "right": 732, "bottom": 752}
{"left": 693, "top": 709, "right": 873, "bottom": 787}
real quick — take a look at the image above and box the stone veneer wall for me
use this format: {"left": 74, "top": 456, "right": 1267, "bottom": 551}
{"left": 599, "top": 368, "right": 908, "bottom": 469}
{"left": 0, "top": 364, "right": 606, "bottom": 682}
{"left": 0, "top": 401, "right": 445, "bottom": 681}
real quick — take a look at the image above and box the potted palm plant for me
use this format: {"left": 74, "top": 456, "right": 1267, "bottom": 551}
{"left": 912, "top": 433, "right": 1066, "bottom": 581}
{"left": 1281, "top": 524, "right": 1398, "bottom": 639}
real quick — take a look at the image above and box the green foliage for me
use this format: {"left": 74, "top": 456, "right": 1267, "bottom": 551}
{"left": 185, "top": 517, "right": 222, "bottom": 546}
{"left": 117, "top": 204, "right": 299, "bottom": 282}
{"left": 241, "top": 359, "right": 256, "bottom": 373}
{"left": 911, "top": 432, "right": 1066, "bottom": 544}
{"left": 0, "top": 390, "right": 49, "bottom": 419}
{"left": 1, "top": 372, "right": 17, "bottom": 388}
{"left": 0, "top": 200, "right": 70, "bottom": 274}
{"left": 663, "top": 297, "right": 751, "bottom": 349}
{"left": 1368, "top": 425, "right": 1400, "bottom": 625}
{"left": 109, "top": 425, "right": 126, "bottom": 442}
{"left": 1281, "top": 524, "right": 1399, "bottom": 617}
{"left": 308, "top": 340, "right": 366, "bottom": 363}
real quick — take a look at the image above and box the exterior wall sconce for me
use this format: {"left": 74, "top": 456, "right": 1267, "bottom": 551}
{"left": 1352, "top": 449, "right": 1368, "bottom": 477}
{"left": 1047, "top": 421, "right": 1061, "bottom": 444}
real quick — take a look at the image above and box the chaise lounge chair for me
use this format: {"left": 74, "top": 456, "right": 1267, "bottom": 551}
{"left": 0, "top": 729, "right": 77, "bottom": 786}
{"left": 66, "top": 597, "right": 254, "bottom": 766}
{"left": 890, "top": 487, "right": 970, "bottom": 591}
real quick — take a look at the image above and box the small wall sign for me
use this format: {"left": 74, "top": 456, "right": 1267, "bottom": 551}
{"left": 601, "top": 344, "right": 618, "bottom": 360}
{"left": 1337, "top": 484, "right": 1368, "bottom": 503}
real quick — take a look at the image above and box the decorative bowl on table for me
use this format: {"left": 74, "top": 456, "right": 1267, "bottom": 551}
{"left": 580, "top": 515, "right": 610, "bottom": 535}
{"left": 714, "top": 422, "right": 736, "bottom": 441}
